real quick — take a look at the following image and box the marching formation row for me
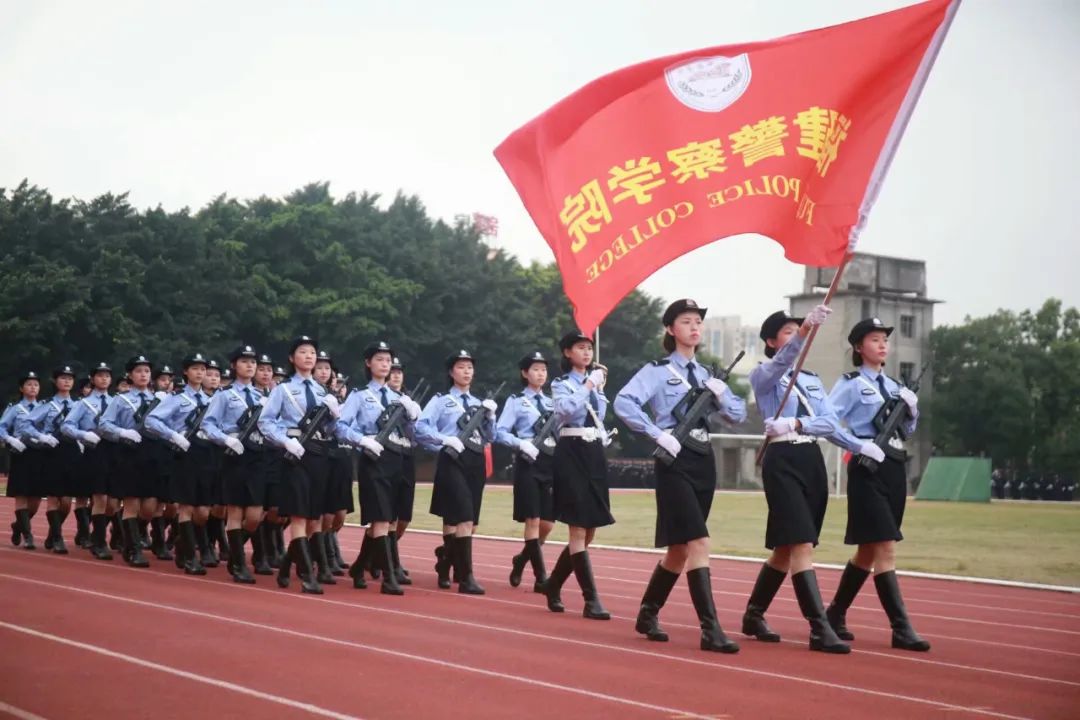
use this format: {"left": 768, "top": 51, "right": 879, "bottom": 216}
{"left": 2, "top": 298, "right": 929, "bottom": 655}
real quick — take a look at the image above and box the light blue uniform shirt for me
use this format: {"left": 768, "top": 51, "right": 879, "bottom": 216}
{"left": 495, "top": 387, "right": 554, "bottom": 449}
{"left": 12, "top": 398, "right": 49, "bottom": 442}
{"left": 257, "top": 373, "right": 328, "bottom": 448}
{"left": 98, "top": 388, "right": 156, "bottom": 440}
{"left": 61, "top": 391, "right": 111, "bottom": 441}
{"left": 614, "top": 353, "right": 746, "bottom": 439}
{"left": 551, "top": 371, "right": 609, "bottom": 429}
{"left": 828, "top": 367, "right": 918, "bottom": 453}
{"left": 335, "top": 380, "right": 415, "bottom": 445}
{"left": 0, "top": 403, "right": 17, "bottom": 443}
{"left": 28, "top": 394, "right": 76, "bottom": 440}
{"left": 201, "top": 381, "right": 262, "bottom": 446}
{"left": 145, "top": 385, "right": 210, "bottom": 439}
{"left": 415, "top": 387, "right": 496, "bottom": 453}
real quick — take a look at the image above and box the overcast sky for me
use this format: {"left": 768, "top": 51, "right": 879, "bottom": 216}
{"left": 3, "top": 0, "right": 1077, "bottom": 328}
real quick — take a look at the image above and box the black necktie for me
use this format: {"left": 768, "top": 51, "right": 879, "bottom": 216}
{"left": 196, "top": 393, "right": 205, "bottom": 410}
{"left": 138, "top": 393, "right": 148, "bottom": 410}
{"left": 380, "top": 387, "right": 389, "bottom": 409}
{"left": 303, "top": 379, "right": 317, "bottom": 410}
{"left": 460, "top": 394, "right": 471, "bottom": 412}
{"left": 876, "top": 375, "right": 889, "bottom": 401}
{"left": 243, "top": 387, "right": 254, "bottom": 409}
{"left": 62, "top": 400, "right": 69, "bottom": 413}
{"left": 533, "top": 394, "right": 545, "bottom": 415}
{"left": 27, "top": 402, "right": 34, "bottom": 411}
{"left": 686, "top": 362, "right": 699, "bottom": 388}
{"left": 99, "top": 395, "right": 107, "bottom": 415}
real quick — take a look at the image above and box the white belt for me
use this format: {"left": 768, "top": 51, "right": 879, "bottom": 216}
{"left": 771, "top": 432, "right": 816, "bottom": 445}
{"left": 559, "top": 427, "right": 602, "bottom": 442}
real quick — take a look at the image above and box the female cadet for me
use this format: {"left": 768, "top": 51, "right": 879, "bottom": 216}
{"left": 336, "top": 341, "right": 421, "bottom": 595}
{"left": 257, "top": 335, "right": 341, "bottom": 595}
{"left": 543, "top": 331, "right": 613, "bottom": 620}
{"left": 416, "top": 349, "right": 497, "bottom": 595}
{"left": 742, "top": 307, "right": 853, "bottom": 654}
{"left": 144, "top": 353, "right": 213, "bottom": 574}
{"left": 495, "top": 351, "right": 556, "bottom": 592}
{"left": 97, "top": 355, "right": 160, "bottom": 567}
{"left": 61, "top": 362, "right": 113, "bottom": 556}
{"left": 246, "top": 351, "right": 276, "bottom": 575}
{"left": 31, "top": 365, "right": 79, "bottom": 555}
{"left": 201, "top": 358, "right": 230, "bottom": 563}
{"left": 311, "top": 348, "right": 347, "bottom": 584}
{"left": 201, "top": 344, "right": 269, "bottom": 584}
{"left": 387, "top": 356, "right": 416, "bottom": 582}
{"left": 825, "top": 318, "right": 930, "bottom": 652}
{"left": 7, "top": 371, "right": 48, "bottom": 550}
{"left": 614, "top": 299, "right": 745, "bottom": 653}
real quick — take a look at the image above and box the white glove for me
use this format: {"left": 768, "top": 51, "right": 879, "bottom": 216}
{"left": 704, "top": 377, "right": 728, "bottom": 402}
{"left": 400, "top": 396, "right": 421, "bottom": 421}
{"left": 7, "top": 437, "right": 26, "bottom": 453}
{"left": 41, "top": 435, "right": 60, "bottom": 448}
{"left": 442, "top": 436, "right": 465, "bottom": 454}
{"left": 224, "top": 437, "right": 245, "bottom": 455}
{"left": 170, "top": 432, "right": 191, "bottom": 452}
{"left": 519, "top": 441, "right": 540, "bottom": 461}
{"left": 655, "top": 431, "right": 682, "bottom": 458}
{"left": 805, "top": 304, "right": 832, "bottom": 327}
{"left": 898, "top": 387, "right": 918, "bottom": 413}
{"left": 322, "top": 395, "right": 341, "bottom": 418}
{"left": 283, "top": 437, "right": 305, "bottom": 459}
{"left": 358, "top": 436, "right": 384, "bottom": 457}
{"left": 481, "top": 398, "right": 497, "bottom": 418}
{"left": 586, "top": 369, "right": 606, "bottom": 389}
{"left": 120, "top": 429, "right": 142, "bottom": 444}
{"left": 764, "top": 417, "right": 797, "bottom": 437}
{"left": 859, "top": 441, "right": 886, "bottom": 463}
{"left": 81, "top": 431, "right": 101, "bottom": 447}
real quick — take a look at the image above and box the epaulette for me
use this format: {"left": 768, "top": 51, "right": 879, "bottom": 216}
{"left": 650, "top": 359, "right": 671, "bottom": 366}
{"left": 552, "top": 375, "right": 568, "bottom": 383}
{"left": 799, "top": 369, "right": 819, "bottom": 377}
{"left": 434, "top": 391, "right": 444, "bottom": 397}
{"left": 843, "top": 370, "right": 860, "bottom": 380}
{"left": 509, "top": 392, "right": 521, "bottom": 399}
{"left": 886, "top": 375, "right": 901, "bottom": 387}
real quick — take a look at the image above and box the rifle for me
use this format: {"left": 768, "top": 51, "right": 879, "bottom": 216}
{"left": 226, "top": 403, "right": 263, "bottom": 456}
{"left": 857, "top": 362, "right": 930, "bottom": 472}
{"left": 523, "top": 408, "right": 559, "bottom": 462}
{"left": 121, "top": 395, "right": 161, "bottom": 446}
{"left": 445, "top": 381, "right": 506, "bottom": 459}
{"left": 654, "top": 351, "right": 744, "bottom": 467}
{"left": 368, "top": 378, "right": 429, "bottom": 460}
{"left": 285, "top": 397, "right": 335, "bottom": 464}
{"left": 174, "top": 400, "right": 212, "bottom": 452}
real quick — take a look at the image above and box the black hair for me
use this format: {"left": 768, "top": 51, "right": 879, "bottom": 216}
{"left": 662, "top": 333, "right": 676, "bottom": 353}
{"left": 852, "top": 348, "right": 864, "bottom": 366}
{"left": 764, "top": 343, "right": 777, "bottom": 359}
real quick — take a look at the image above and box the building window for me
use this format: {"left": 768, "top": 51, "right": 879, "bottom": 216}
{"left": 861, "top": 299, "right": 872, "bottom": 318}
{"left": 900, "top": 362, "right": 915, "bottom": 384}
{"left": 900, "top": 315, "right": 915, "bottom": 338}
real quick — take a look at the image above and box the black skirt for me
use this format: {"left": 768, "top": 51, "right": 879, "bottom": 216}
{"left": 394, "top": 457, "right": 416, "bottom": 522}
{"left": 277, "top": 445, "right": 331, "bottom": 520}
{"left": 429, "top": 449, "right": 486, "bottom": 526}
{"left": 761, "top": 441, "right": 829, "bottom": 549}
{"left": 81, "top": 444, "right": 111, "bottom": 497}
{"left": 221, "top": 448, "right": 269, "bottom": 508}
{"left": 108, "top": 440, "right": 162, "bottom": 500}
{"left": 326, "top": 447, "right": 355, "bottom": 514}
{"left": 5, "top": 447, "right": 42, "bottom": 497}
{"left": 653, "top": 446, "right": 715, "bottom": 548}
{"left": 845, "top": 455, "right": 907, "bottom": 545}
{"left": 552, "top": 437, "right": 614, "bottom": 530}
{"left": 512, "top": 453, "right": 555, "bottom": 522}
{"left": 263, "top": 454, "right": 284, "bottom": 510}
{"left": 169, "top": 442, "right": 220, "bottom": 507}
{"left": 358, "top": 451, "right": 403, "bottom": 525}
{"left": 44, "top": 440, "right": 82, "bottom": 497}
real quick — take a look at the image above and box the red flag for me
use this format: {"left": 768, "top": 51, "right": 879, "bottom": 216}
{"left": 495, "top": 0, "right": 960, "bottom": 334}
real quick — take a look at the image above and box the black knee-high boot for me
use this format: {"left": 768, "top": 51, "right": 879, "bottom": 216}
{"left": 15, "top": 508, "right": 35, "bottom": 550}
{"left": 123, "top": 517, "right": 149, "bottom": 567}
{"left": 108, "top": 513, "right": 123, "bottom": 551}
{"left": 329, "top": 531, "right": 347, "bottom": 576}
{"left": 509, "top": 543, "right": 529, "bottom": 588}
{"left": 90, "top": 513, "right": 113, "bottom": 560}
{"left": 179, "top": 521, "right": 206, "bottom": 575}
{"left": 288, "top": 537, "right": 322, "bottom": 594}
{"left": 310, "top": 532, "right": 336, "bottom": 585}
{"left": 826, "top": 562, "right": 871, "bottom": 641}
{"left": 742, "top": 563, "right": 786, "bottom": 642}
{"left": 636, "top": 563, "right": 679, "bottom": 640}
{"left": 377, "top": 535, "right": 404, "bottom": 596}
{"left": 455, "top": 536, "right": 485, "bottom": 595}
{"left": 349, "top": 533, "right": 372, "bottom": 589}
{"left": 525, "top": 538, "right": 548, "bottom": 592}
{"left": 874, "top": 571, "right": 930, "bottom": 651}
{"left": 251, "top": 523, "right": 274, "bottom": 575}
{"left": 571, "top": 551, "right": 609, "bottom": 620}
{"left": 46, "top": 510, "right": 69, "bottom": 555}
{"left": 227, "top": 528, "right": 255, "bottom": 584}
{"left": 545, "top": 547, "right": 573, "bottom": 612}
{"left": 792, "top": 570, "right": 850, "bottom": 653}
{"left": 434, "top": 533, "right": 455, "bottom": 589}
{"left": 196, "top": 523, "right": 218, "bottom": 567}
{"left": 388, "top": 533, "right": 410, "bottom": 585}
{"left": 74, "top": 507, "right": 91, "bottom": 549}
{"left": 687, "top": 567, "right": 739, "bottom": 653}
{"left": 150, "top": 516, "right": 172, "bottom": 561}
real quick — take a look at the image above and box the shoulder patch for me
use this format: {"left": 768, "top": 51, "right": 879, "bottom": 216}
{"left": 860, "top": 388, "right": 877, "bottom": 396}
{"left": 650, "top": 359, "right": 671, "bottom": 366}
{"left": 843, "top": 371, "right": 860, "bottom": 380}
{"left": 666, "top": 378, "right": 683, "bottom": 386}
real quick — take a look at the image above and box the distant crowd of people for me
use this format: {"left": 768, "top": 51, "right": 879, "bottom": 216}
{"left": 992, "top": 469, "right": 1075, "bottom": 501}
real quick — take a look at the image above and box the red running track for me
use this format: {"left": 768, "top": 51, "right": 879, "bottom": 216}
{"left": 1, "top": 504, "right": 1078, "bottom": 720}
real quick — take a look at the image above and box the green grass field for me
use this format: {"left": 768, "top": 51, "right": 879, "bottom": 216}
{"left": 375, "top": 485, "right": 1080, "bottom": 587}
